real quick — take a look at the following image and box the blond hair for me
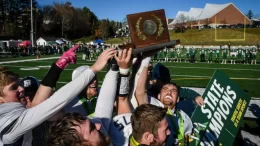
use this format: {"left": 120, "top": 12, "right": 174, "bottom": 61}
{"left": 0, "top": 66, "right": 19, "bottom": 96}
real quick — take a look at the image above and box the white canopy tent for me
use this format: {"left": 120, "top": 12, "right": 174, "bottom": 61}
{"left": 55, "top": 40, "right": 64, "bottom": 44}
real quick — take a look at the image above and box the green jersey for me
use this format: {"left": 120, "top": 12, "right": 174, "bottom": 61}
{"left": 208, "top": 48, "right": 213, "bottom": 54}
{"left": 230, "top": 48, "right": 237, "bottom": 53}
{"left": 200, "top": 49, "right": 205, "bottom": 54}
{"left": 237, "top": 48, "right": 243, "bottom": 55}
{"left": 215, "top": 49, "right": 220, "bottom": 54}
{"left": 251, "top": 47, "right": 257, "bottom": 53}
{"left": 186, "top": 48, "right": 190, "bottom": 54}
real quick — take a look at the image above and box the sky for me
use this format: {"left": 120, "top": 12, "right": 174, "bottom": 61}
{"left": 37, "top": 0, "right": 260, "bottom": 21}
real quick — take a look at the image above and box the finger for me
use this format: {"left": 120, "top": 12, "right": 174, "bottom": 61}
{"left": 200, "top": 100, "right": 205, "bottom": 105}
{"left": 107, "top": 53, "right": 115, "bottom": 59}
{"left": 126, "top": 48, "right": 133, "bottom": 61}
{"left": 103, "top": 48, "right": 115, "bottom": 56}
{"left": 70, "top": 45, "right": 80, "bottom": 52}
{"left": 105, "top": 50, "right": 117, "bottom": 58}
{"left": 118, "top": 50, "right": 122, "bottom": 59}
{"left": 122, "top": 49, "right": 127, "bottom": 59}
{"left": 114, "top": 53, "right": 120, "bottom": 62}
{"left": 70, "top": 56, "right": 76, "bottom": 64}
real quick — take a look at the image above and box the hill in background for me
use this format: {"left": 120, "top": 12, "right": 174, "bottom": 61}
{"left": 103, "top": 28, "right": 260, "bottom": 45}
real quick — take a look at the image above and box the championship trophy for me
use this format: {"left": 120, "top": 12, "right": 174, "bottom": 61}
{"left": 121, "top": 9, "right": 180, "bottom": 55}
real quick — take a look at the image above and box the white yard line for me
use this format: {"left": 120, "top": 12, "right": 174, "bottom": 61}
{"left": 0, "top": 57, "right": 60, "bottom": 64}
{"left": 2, "top": 58, "right": 259, "bottom": 72}
{"left": 171, "top": 74, "right": 260, "bottom": 81}
{"left": 2, "top": 64, "right": 106, "bottom": 72}
{"left": 166, "top": 66, "right": 260, "bottom": 72}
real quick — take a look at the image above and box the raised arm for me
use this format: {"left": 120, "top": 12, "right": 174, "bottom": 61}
{"left": 134, "top": 57, "right": 151, "bottom": 106}
{"left": 179, "top": 87, "right": 204, "bottom": 106}
{"left": 130, "top": 57, "right": 151, "bottom": 109}
{"left": 1, "top": 48, "right": 116, "bottom": 144}
{"left": 114, "top": 48, "right": 132, "bottom": 115}
{"left": 32, "top": 45, "right": 79, "bottom": 107}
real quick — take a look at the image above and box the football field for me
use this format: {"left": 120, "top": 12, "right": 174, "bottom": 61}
{"left": 1, "top": 53, "right": 260, "bottom": 97}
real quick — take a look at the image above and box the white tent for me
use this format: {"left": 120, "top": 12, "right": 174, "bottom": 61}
{"left": 55, "top": 40, "right": 64, "bottom": 44}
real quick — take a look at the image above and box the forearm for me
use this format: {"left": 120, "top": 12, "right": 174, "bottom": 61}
{"left": 135, "top": 67, "right": 149, "bottom": 105}
{"left": 32, "top": 85, "right": 53, "bottom": 107}
{"left": 130, "top": 57, "right": 150, "bottom": 108}
{"left": 117, "top": 73, "right": 131, "bottom": 115}
{"left": 117, "top": 97, "right": 131, "bottom": 115}
{"left": 94, "top": 70, "right": 118, "bottom": 119}
{"left": 32, "top": 63, "right": 62, "bottom": 106}
{"left": 2, "top": 68, "right": 95, "bottom": 144}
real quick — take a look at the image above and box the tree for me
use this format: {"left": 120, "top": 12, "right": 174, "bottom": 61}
{"left": 175, "top": 13, "right": 188, "bottom": 33}
{"left": 82, "top": 6, "right": 98, "bottom": 36}
{"left": 0, "top": 0, "right": 39, "bottom": 39}
{"left": 53, "top": 2, "right": 75, "bottom": 38}
{"left": 246, "top": 10, "right": 253, "bottom": 19}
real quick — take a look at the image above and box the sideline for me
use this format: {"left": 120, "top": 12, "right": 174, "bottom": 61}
{"left": 0, "top": 56, "right": 60, "bottom": 64}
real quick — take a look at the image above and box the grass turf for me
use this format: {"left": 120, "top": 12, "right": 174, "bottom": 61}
{"left": 103, "top": 28, "right": 260, "bottom": 45}
{"left": 1, "top": 53, "right": 260, "bottom": 97}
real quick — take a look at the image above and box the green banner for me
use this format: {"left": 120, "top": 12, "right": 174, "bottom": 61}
{"left": 189, "top": 69, "right": 251, "bottom": 146}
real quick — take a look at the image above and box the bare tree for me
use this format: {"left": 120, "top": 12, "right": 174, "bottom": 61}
{"left": 175, "top": 14, "right": 188, "bottom": 33}
{"left": 54, "top": 2, "right": 74, "bottom": 37}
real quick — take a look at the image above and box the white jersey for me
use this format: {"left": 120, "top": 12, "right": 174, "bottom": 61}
{"left": 148, "top": 96, "right": 164, "bottom": 107}
{"left": 64, "top": 96, "right": 98, "bottom": 118}
{"left": 109, "top": 113, "right": 132, "bottom": 146}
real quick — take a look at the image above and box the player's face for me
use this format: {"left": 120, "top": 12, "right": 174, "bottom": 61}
{"left": 153, "top": 117, "right": 170, "bottom": 146}
{"left": 73, "top": 119, "right": 106, "bottom": 145}
{"left": 87, "top": 78, "right": 98, "bottom": 97}
{"left": 158, "top": 84, "right": 178, "bottom": 107}
{"left": 0, "top": 81, "right": 24, "bottom": 103}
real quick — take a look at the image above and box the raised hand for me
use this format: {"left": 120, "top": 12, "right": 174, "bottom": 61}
{"left": 114, "top": 48, "right": 133, "bottom": 69}
{"left": 56, "top": 45, "right": 79, "bottom": 69}
{"left": 195, "top": 96, "right": 204, "bottom": 106}
{"left": 90, "top": 48, "right": 117, "bottom": 73}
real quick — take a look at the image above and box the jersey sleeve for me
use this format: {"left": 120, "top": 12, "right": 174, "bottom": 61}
{"left": 148, "top": 96, "right": 164, "bottom": 107}
{"left": 94, "top": 70, "right": 118, "bottom": 133}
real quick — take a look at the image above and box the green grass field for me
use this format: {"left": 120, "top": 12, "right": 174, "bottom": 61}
{"left": 1, "top": 52, "right": 260, "bottom": 97}
{"left": 170, "top": 28, "right": 260, "bottom": 45}
{"left": 103, "top": 28, "right": 260, "bottom": 45}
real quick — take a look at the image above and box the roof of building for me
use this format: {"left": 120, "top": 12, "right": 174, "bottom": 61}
{"left": 170, "top": 11, "right": 189, "bottom": 24}
{"left": 189, "top": 8, "right": 203, "bottom": 21}
{"left": 170, "top": 3, "right": 248, "bottom": 24}
{"left": 37, "top": 37, "right": 59, "bottom": 42}
{"left": 167, "top": 18, "right": 175, "bottom": 24}
{"left": 198, "top": 3, "right": 231, "bottom": 20}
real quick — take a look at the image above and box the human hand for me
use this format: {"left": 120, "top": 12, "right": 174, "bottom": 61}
{"left": 56, "top": 45, "right": 79, "bottom": 69}
{"left": 114, "top": 48, "right": 133, "bottom": 69}
{"left": 195, "top": 96, "right": 204, "bottom": 106}
{"left": 90, "top": 48, "right": 117, "bottom": 73}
